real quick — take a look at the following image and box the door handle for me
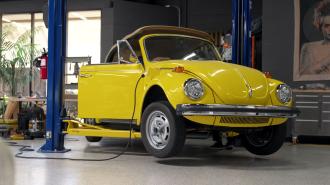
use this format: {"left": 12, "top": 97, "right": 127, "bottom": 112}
{"left": 79, "top": 73, "right": 92, "bottom": 78}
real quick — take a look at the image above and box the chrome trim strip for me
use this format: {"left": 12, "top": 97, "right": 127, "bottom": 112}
{"left": 180, "top": 104, "right": 293, "bottom": 110}
{"left": 177, "top": 104, "right": 299, "bottom": 118}
{"left": 181, "top": 111, "right": 297, "bottom": 118}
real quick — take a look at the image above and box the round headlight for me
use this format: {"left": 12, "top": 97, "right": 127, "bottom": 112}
{"left": 184, "top": 78, "right": 204, "bottom": 100}
{"left": 276, "top": 84, "right": 292, "bottom": 104}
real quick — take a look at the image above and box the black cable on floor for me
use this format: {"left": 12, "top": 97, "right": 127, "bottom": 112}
{"left": 8, "top": 74, "right": 144, "bottom": 161}
{"left": 11, "top": 143, "right": 130, "bottom": 161}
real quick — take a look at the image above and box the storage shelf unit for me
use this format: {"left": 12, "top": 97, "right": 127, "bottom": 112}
{"left": 292, "top": 90, "right": 330, "bottom": 137}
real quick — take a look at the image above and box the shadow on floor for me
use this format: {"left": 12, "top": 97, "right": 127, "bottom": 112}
{"left": 81, "top": 138, "right": 308, "bottom": 171}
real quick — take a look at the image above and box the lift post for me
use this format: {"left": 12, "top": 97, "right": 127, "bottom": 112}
{"left": 40, "top": 0, "right": 69, "bottom": 153}
{"left": 231, "top": 0, "right": 252, "bottom": 67}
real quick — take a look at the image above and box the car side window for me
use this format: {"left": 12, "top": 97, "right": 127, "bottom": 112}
{"left": 118, "top": 41, "right": 139, "bottom": 64}
{"left": 105, "top": 47, "right": 119, "bottom": 64}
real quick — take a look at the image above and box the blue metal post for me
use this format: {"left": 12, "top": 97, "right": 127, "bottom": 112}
{"left": 40, "top": 0, "right": 69, "bottom": 153}
{"left": 231, "top": 0, "right": 239, "bottom": 64}
{"left": 243, "top": 0, "right": 252, "bottom": 67}
{"left": 231, "top": 0, "right": 252, "bottom": 67}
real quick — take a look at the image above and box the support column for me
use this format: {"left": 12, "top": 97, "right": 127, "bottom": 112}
{"left": 231, "top": 0, "right": 252, "bottom": 67}
{"left": 40, "top": 0, "right": 69, "bottom": 153}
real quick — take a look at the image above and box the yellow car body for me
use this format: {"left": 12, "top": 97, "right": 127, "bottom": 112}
{"left": 76, "top": 26, "right": 299, "bottom": 157}
{"left": 78, "top": 29, "right": 295, "bottom": 128}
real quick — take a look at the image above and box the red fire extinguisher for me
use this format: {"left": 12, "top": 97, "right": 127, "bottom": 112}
{"left": 40, "top": 49, "right": 48, "bottom": 80}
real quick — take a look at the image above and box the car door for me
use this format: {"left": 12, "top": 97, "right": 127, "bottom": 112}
{"left": 78, "top": 41, "right": 143, "bottom": 120}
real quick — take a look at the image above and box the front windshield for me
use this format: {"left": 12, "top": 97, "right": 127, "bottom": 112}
{"left": 144, "top": 36, "right": 220, "bottom": 62}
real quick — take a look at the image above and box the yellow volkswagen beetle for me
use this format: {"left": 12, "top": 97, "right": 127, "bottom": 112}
{"left": 77, "top": 26, "right": 299, "bottom": 158}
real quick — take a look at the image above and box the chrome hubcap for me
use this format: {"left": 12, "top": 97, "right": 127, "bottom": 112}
{"left": 146, "top": 111, "right": 170, "bottom": 150}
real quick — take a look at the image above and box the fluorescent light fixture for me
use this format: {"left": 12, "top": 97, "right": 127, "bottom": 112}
{"left": 71, "top": 12, "right": 88, "bottom": 20}
{"left": 183, "top": 53, "right": 197, "bottom": 60}
{"left": 2, "top": 18, "right": 11, "bottom": 23}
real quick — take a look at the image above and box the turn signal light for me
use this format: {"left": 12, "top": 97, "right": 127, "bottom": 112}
{"left": 264, "top": 72, "right": 272, "bottom": 78}
{"left": 173, "top": 66, "right": 185, "bottom": 73}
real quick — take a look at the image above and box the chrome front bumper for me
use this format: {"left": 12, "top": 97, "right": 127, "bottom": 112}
{"left": 176, "top": 104, "right": 300, "bottom": 118}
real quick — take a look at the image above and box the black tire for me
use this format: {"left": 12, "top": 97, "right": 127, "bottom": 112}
{"left": 242, "top": 124, "right": 286, "bottom": 155}
{"left": 86, "top": 136, "right": 102, "bottom": 142}
{"left": 84, "top": 119, "right": 102, "bottom": 143}
{"left": 141, "top": 101, "right": 186, "bottom": 158}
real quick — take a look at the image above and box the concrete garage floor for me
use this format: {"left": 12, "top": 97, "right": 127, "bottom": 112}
{"left": 6, "top": 137, "right": 330, "bottom": 185}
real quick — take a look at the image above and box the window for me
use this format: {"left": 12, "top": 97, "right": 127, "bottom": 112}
{"left": 1, "top": 13, "right": 53, "bottom": 96}
{"left": 118, "top": 41, "right": 139, "bottom": 64}
{"left": 34, "top": 13, "right": 48, "bottom": 52}
{"left": 65, "top": 10, "right": 101, "bottom": 86}
{"left": 1, "top": 11, "right": 101, "bottom": 95}
{"left": 145, "top": 36, "right": 220, "bottom": 62}
{"left": 106, "top": 48, "right": 118, "bottom": 64}
{"left": 1, "top": 14, "right": 32, "bottom": 61}
{"left": 67, "top": 10, "right": 101, "bottom": 64}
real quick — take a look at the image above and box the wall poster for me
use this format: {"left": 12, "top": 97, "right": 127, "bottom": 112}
{"left": 294, "top": 0, "right": 330, "bottom": 81}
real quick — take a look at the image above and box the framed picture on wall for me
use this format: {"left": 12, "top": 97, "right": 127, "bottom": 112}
{"left": 293, "top": 0, "right": 330, "bottom": 81}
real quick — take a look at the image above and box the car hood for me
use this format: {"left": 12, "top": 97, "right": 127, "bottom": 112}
{"left": 155, "top": 60, "right": 270, "bottom": 105}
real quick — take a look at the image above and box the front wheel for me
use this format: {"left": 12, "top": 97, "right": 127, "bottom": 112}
{"left": 141, "top": 101, "right": 186, "bottom": 158}
{"left": 242, "top": 124, "right": 286, "bottom": 155}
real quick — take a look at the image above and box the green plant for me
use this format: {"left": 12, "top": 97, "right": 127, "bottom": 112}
{"left": 0, "top": 25, "right": 41, "bottom": 96}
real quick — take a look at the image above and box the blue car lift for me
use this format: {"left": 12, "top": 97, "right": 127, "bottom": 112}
{"left": 232, "top": 0, "right": 252, "bottom": 67}
{"left": 40, "top": 0, "right": 69, "bottom": 153}
{"left": 39, "top": 0, "right": 252, "bottom": 153}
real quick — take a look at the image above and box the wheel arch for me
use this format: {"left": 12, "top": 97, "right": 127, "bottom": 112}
{"left": 141, "top": 85, "right": 169, "bottom": 114}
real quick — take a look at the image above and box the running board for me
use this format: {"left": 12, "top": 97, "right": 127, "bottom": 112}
{"left": 63, "top": 120, "right": 141, "bottom": 139}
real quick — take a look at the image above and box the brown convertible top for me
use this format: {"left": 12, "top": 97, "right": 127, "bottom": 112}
{"left": 123, "top": 25, "right": 213, "bottom": 42}
{"left": 105, "top": 26, "right": 213, "bottom": 63}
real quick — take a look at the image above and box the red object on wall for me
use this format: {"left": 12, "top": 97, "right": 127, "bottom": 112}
{"left": 40, "top": 53, "right": 48, "bottom": 79}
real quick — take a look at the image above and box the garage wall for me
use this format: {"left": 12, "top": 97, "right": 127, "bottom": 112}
{"left": 112, "top": 0, "right": 177, "bottom": 45}
{"left": 262, "top": 0, "right": 330, "bottom": 87}
{"left": 187, "top": 0, "right": 232, "bottom": 32}
{"left": 154, "top": 0, "right": 233, "bottom": 33}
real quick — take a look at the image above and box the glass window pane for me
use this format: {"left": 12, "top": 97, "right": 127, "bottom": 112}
{"left": 32, "top": 13, "right": 48, "bottom": 97}
{"left": 34, "top": 13, "right": 48, "bottom": 52}
{"left": 67, "top": 10, "right": 101, "bottom": 64}
{"left": 2, "top": 14, "right": 31, "bottom": 61}
{"left": 66, "top": 10, "right": 101, "bottom": 85}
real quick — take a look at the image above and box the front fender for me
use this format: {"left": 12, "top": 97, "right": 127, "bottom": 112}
{"left": 157, "top": 70, "right": 215, "bottom": 107}
{"left": 135, "top": 68, "right": 216, "bottom": 125}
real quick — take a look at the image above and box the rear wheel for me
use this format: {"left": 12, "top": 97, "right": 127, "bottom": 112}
{"left": 84, "top": 118, "right": 102, "bottom": 143}
{"left": 141, "top": 101, "right": 185, "bottom": 158}
{"left": 86, "top": 136, "right": 102, "bottom": 142}
{"left": 242, "top": 124, "right": 286, "bottom": 155}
